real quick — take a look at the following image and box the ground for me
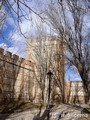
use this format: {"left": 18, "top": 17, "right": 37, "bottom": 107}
{"left": 0, "top": 101, "right": 90, "bottom": 120}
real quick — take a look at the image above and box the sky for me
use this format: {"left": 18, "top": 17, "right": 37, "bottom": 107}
{"left": 1, "top": 0, "right": 88, "bottom": 81}
{"left": 0, "top": 0, "right": 53, "bottom": 57}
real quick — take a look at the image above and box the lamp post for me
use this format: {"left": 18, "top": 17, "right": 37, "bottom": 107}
{"left": 34, "top": 71, "right": 53, "bottom": 120}
{"left": 47, "top": 70, "right": 53, "bottom": 109}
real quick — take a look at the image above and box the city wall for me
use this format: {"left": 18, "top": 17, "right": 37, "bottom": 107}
{"left": 65, "top": 81, "right": 87, "bottom": 103}
{"left": 0, "top": 48, "right": 35, "bottom": 102}
{"left": 0, "top": 46, "right": 86, "bottom": 103}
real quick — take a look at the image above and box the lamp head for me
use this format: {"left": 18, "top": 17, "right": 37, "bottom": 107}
{"left": 47, "top": 70, "right": 53, "bottom": 77}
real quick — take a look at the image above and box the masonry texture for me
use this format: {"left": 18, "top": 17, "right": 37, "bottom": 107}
{"left": 26, "top": 36, "right": 65, "bottom": 103}
{"left": 0, "top": 48, "right": 34, "bottom": 102}
{"left": 0, "top": 36, "right": 86, "bottom": 103}
{"left": 65, "top": 81, "right": 87, "bottom": 103}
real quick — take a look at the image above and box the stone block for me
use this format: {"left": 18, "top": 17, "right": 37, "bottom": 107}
{"left": 13, "top": 54, "right": 19, "bottom": 62}
{"left": 19, "top": 57, "right": 25, "bottom": 67}
{"left": 4, "top": 51, "right": 12, "bottom": 61}
{"left": 0, "top": 48, "right": 4, "bottom": 58}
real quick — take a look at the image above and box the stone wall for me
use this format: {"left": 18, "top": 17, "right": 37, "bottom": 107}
{"left": 0, "top": 48, "right": 35, "bottom": 102}
{"left": 65, "top": 81, "right": 87, "bottom": 103}
{"left": 0, "top": 44, "right": 86, "bottom": 104}
{"left": 27, "top": 36, "right": 65, "bottom": 103}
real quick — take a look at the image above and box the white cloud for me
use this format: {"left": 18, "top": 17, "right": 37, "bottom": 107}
{"left": 6, "top": 16, "right": 15, "bottom": 26}
{"left": 0, "top": 43, "right": 8, "bottom": 50}
{"left": 5, "top": 13, "right": 40, "bottom": 58}
{"left": 0, "top": 1, "right": 40, "bottom": 58}
{"left": 8, "top": 46, "right": 26, "bottom": 58}
{"left": 19, "top": 20, "right": 31, "bottom": 36}
{"left": 9, "top": 31, "right": 27, "bottom": 58}
{"left": 0, "top": 2, "right": 55, "bottom": 58}
{"left": 0, "top": 42, "right": 26, "bottom": 58}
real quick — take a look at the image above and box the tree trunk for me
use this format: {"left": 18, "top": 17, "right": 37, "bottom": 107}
{"left": 79, "top": 70, "right": 90, "bottom": 103}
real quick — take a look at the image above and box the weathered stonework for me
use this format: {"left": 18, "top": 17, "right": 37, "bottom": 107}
{"left": 65, "top": 81, "right": 87, "bottom": 103}
{"left": 0, "top": 48, "right": 34, "bottom": 102}
{"left": 26, "top": 36, "right": 65, "bottom": 103}
{"left": 0, "top": 36, "right": 87, "bottom": 104}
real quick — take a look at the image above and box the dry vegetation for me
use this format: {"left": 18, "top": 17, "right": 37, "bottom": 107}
{"left": 0, "top": 101, "right": 42, "bottom": 113}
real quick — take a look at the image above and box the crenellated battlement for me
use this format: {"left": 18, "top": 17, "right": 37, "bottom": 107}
{"left": 0, "top": 48, "right": 4, "bottom": 57}
{"left": 0, "top": 47, "right": 34, "bottom": 68}
{"left": 0, "top": 47, "right": 35, "bottom": 102}
{"left": 0, "top": 36, "right": 86, "bottom": 104}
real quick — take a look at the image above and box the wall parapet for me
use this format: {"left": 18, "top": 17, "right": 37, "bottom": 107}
{"left": 0, "top": 47, "right": 35, "bottom": 102}
{"left": 0, "top": 48, "right": 34, "bottom": 70}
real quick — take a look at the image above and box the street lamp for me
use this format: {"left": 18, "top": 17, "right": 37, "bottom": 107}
{"left": 47, "top": 70, "right": 53, "bottom": 109}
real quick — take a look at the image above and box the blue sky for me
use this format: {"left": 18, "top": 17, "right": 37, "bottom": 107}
{"left": 0, "top": 18, "right": 82, "bottom": 81}
{"left": 66, "top": 65, "right": 81, "bottom": 80}
{"left": 0, "top": 0, "right": 87, "bottom": 81}
{"left": 0, "top": 23, "right": 14, "bottom": 45}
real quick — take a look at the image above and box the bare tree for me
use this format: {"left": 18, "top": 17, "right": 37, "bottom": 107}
{"left": 0, "top": 1, "right": 6, "bottom": 31}
{"left": 27, "top": 35, "right": 53, "bottom": 103}
{"left": 0, "top": 0, "right": 43, "bottom": 38}
{"left": 0, "top": 0, "right": 42, "bottom": 20}
{"left": 27, "top": 21, "right": 65, "bottom": 103}
{"left": 45, "top": 0, "right": 90, "bottom": 102}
